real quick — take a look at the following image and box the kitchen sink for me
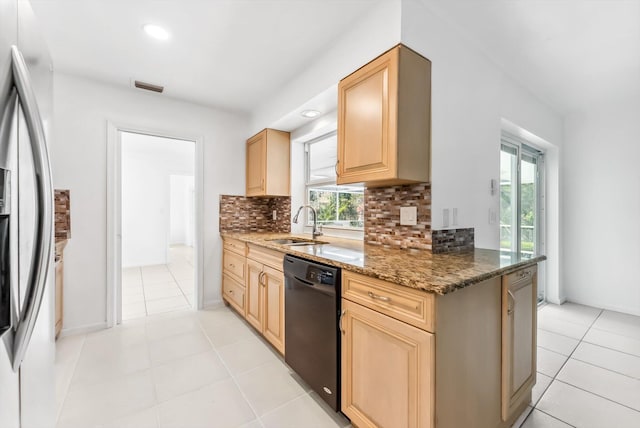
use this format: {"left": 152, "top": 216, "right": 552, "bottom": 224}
{"left": 266, "top": 238, "right": 328, "bottom": 246}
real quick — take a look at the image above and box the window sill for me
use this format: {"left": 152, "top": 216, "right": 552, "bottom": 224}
{"left": 302, "top": 225, "right": 364, "bottom": 241}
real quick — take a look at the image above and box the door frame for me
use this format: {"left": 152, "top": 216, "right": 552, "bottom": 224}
{"left": 500, "top": 131, "right": 546, "bottom": 301}
{"left": 106, "top": 121, "right": 204, "bottom": 327}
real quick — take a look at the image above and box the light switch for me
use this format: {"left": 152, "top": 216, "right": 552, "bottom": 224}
{"left": 489, "top": 209, "right": 497, "bottom": 225}
{"left": 400, "top": 206, "right": 417, "bottom": 226}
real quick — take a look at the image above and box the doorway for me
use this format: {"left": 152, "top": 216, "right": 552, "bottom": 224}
{"left": 500, "top": 134, "right": 545, "bottom": 302}
{"left": 117, "top": 130, "right": 197, "bottom": 321}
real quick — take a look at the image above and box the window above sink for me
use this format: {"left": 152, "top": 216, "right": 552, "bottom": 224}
{"left": 305, "top": 131, "right": 364, "bottom": 231}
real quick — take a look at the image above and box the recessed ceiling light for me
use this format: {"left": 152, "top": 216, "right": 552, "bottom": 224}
{"left": 143, "top": 24, "right": 170, "bottom": 41}
{"left": 301, "top": 109, "right": 321, "bottom": 118}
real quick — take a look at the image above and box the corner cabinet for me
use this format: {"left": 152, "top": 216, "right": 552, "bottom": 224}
{"left": 337, "top": 44, "right": 431, "bottom": 187}
{"left": 246, "top": 128, "right": 290, "bottom": 197}
{"left": 501, "top": 266, "right": 537, "bottom": 422}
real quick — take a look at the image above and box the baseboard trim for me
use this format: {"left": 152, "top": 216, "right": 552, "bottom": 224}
{"left": 204, "top": 299, "right": 224, "bottom": 309}
{"left": 563, "top": 297, "right": 640, "bottom": 317}
{"left": 59, "top": 322, "right": 108, "bottom": 338}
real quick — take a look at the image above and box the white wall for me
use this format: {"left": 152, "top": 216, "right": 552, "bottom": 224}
{"left": 401, "top": 0, "right": 564, "bottom": 302}
{"left": 170, "top": 175, "right": 195, "bottom": 247}
{"left": 563, "top": 102, "right": 640, "bottom": 316}
{"left": 250, "top": 0, "right": 564, "bottom": 302}
{"left": 51, "top": 73, "right": 248, "bottom": 333}
{"left": 250, "top": 0, "right": 402, "bottom": 134}
{"left": 121, "top": 132, "right": 194, "bottom": 267}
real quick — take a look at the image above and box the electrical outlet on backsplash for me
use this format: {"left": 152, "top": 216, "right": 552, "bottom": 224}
{"left": 364, "top": 183, "right": 433, "bottom": 250}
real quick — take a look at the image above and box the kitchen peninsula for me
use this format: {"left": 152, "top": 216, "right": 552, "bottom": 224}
{"left": 221, "top": 232, "right": 545, "bottom": 428}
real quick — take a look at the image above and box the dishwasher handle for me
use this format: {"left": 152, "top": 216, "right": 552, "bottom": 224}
{"left": 294, "top": 275, "right": 315, "bottom": 287}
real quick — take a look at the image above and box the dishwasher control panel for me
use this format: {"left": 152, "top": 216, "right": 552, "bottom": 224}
{"left": 306, "top": 266, "right": 335, "bottom": 285}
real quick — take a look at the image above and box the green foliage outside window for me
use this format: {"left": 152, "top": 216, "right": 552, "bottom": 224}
{"left": 308, "top": 188, "right": 364, "bottom": 228}
{"left": 500, "top": 183, "right": 536, "bottom": 253}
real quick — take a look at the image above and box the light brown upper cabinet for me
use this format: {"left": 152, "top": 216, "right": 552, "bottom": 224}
{"left": 337, "top": 44, "right": 431, "bottom": 186}
{"left": 246, "top": 128, "right": 291, "bottom": 196}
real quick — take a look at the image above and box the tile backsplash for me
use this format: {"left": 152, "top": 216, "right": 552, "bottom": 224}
{"left": 54, "top": 189, "right": 71, "bottom": 241}
{"left": 364, "top": 183, "right": 433, "bottom": 250}
{"left": 219, "top": 195, "right": 291, "bottom": 233}
{"left": 363, "top": 182, "right": 474, "bottom": 252}
{"left": 432, "top": 228, "right": 475, "bottom": 254}
{"left": 220, "top": 185, "right": 473, "bottom": 253}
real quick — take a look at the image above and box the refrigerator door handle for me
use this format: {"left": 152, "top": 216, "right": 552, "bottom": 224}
{"left": 10, "top": 45, "right": 53, "bottom": 372}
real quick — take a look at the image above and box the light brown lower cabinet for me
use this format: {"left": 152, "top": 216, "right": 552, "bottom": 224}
{"left": 245, "top": 259, "right": 263, "bottom": 330}
{"left": 244, "top": 246, "right": 285, "bottom": 355}
{"left": 221, "top": 239, "right": 285, "bottom": 355}
{"left": 501, "top": 266, "right": 537, "bottom": 421}
{"left": 261, "top": 265, "right": 285, "bottom": 351}
{"left": 342, "top": 267, "right": 537, "bottom": 428}
{"left": 341, "top": 298, "right": 434, "bottom": 428}
{"left": 55, "top": 253, "right": 63, "bottom": 339}
{"left": 245, "top": 259, "right": 285, "bottom": 354}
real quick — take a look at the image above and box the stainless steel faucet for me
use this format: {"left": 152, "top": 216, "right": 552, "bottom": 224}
{"left": 292, "top": 205, "right": 323, "bottom": 239}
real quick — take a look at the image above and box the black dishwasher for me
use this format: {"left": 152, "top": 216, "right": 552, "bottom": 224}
{"left": 284, "top": 254, "right": 341, "bottom": 411}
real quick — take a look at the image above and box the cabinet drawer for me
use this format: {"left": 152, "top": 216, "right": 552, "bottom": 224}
{"left": 223, "top": 274, "right": 245, "bottom": 314}
{"left": 505, "top": 266, "right": 537, "bottom": 288}
{"left": 223, "top": 250, "right": 245, "bottom": 282}
{"left": 342, "top": 271, "right": 435, "bottom": 332}
{"left": 223, "top": 238, "right": 246, "bottom": 256}
{"left": 247, "top": 244, "right": 284, "bottom": 271}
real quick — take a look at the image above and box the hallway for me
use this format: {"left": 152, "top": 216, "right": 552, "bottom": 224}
{"left": 122, "top": 246, "right": 194, "bottom": 320}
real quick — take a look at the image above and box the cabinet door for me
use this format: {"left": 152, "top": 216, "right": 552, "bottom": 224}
{"left": 246, "top": 131, "right": 266, "bottom": 196}
{"left": 501, "top": 268, "right": 537, "bottom": 421}
{"left": 341, "top": 299, "right": 434, "bottom": 428}
{"left": 245, "top": 259, "right": 263, "bottom": 330}
{"left": 55, "top": 256, "right": 63, "bottom": 338}
{"left": 337, "top": 47, "right": 398, "bottom": 184}
{"left": 262, "top": 265, "right": 285, "bottom": 355}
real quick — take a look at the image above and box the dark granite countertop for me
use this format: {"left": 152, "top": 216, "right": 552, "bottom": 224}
{"left": 221, "top": 232, "right": 545, "bottom": 296}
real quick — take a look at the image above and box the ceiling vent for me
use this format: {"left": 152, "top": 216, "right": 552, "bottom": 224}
{"left": 134, "top": 80, "right": 164, "bottom": 93}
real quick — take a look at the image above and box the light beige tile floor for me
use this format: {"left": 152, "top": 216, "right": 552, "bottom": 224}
{"left": 55, "top": 301, "right": 640, "bottom": 427}
{"left": 55, "top": 306, "right": 351, "bottom": 428}
{"left": 518, "top": 302, "right": 640, "bottom": 428}
{"left": 122, "top": 246, "right": 195, "bottom": 320}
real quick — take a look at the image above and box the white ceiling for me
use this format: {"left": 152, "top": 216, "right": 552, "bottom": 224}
{"left": 29, "top": 0, "right": 640, "bottom": 120}
{"left": 29, "top": 0, "right": 382, "bottom": 114}
{"left": 425, "top": 0, "right": 640, "bottom": 114}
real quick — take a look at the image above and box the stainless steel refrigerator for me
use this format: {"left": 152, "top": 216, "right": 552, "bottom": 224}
{"left": 0, "top": 0, "right": 55, "bottom": 427}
